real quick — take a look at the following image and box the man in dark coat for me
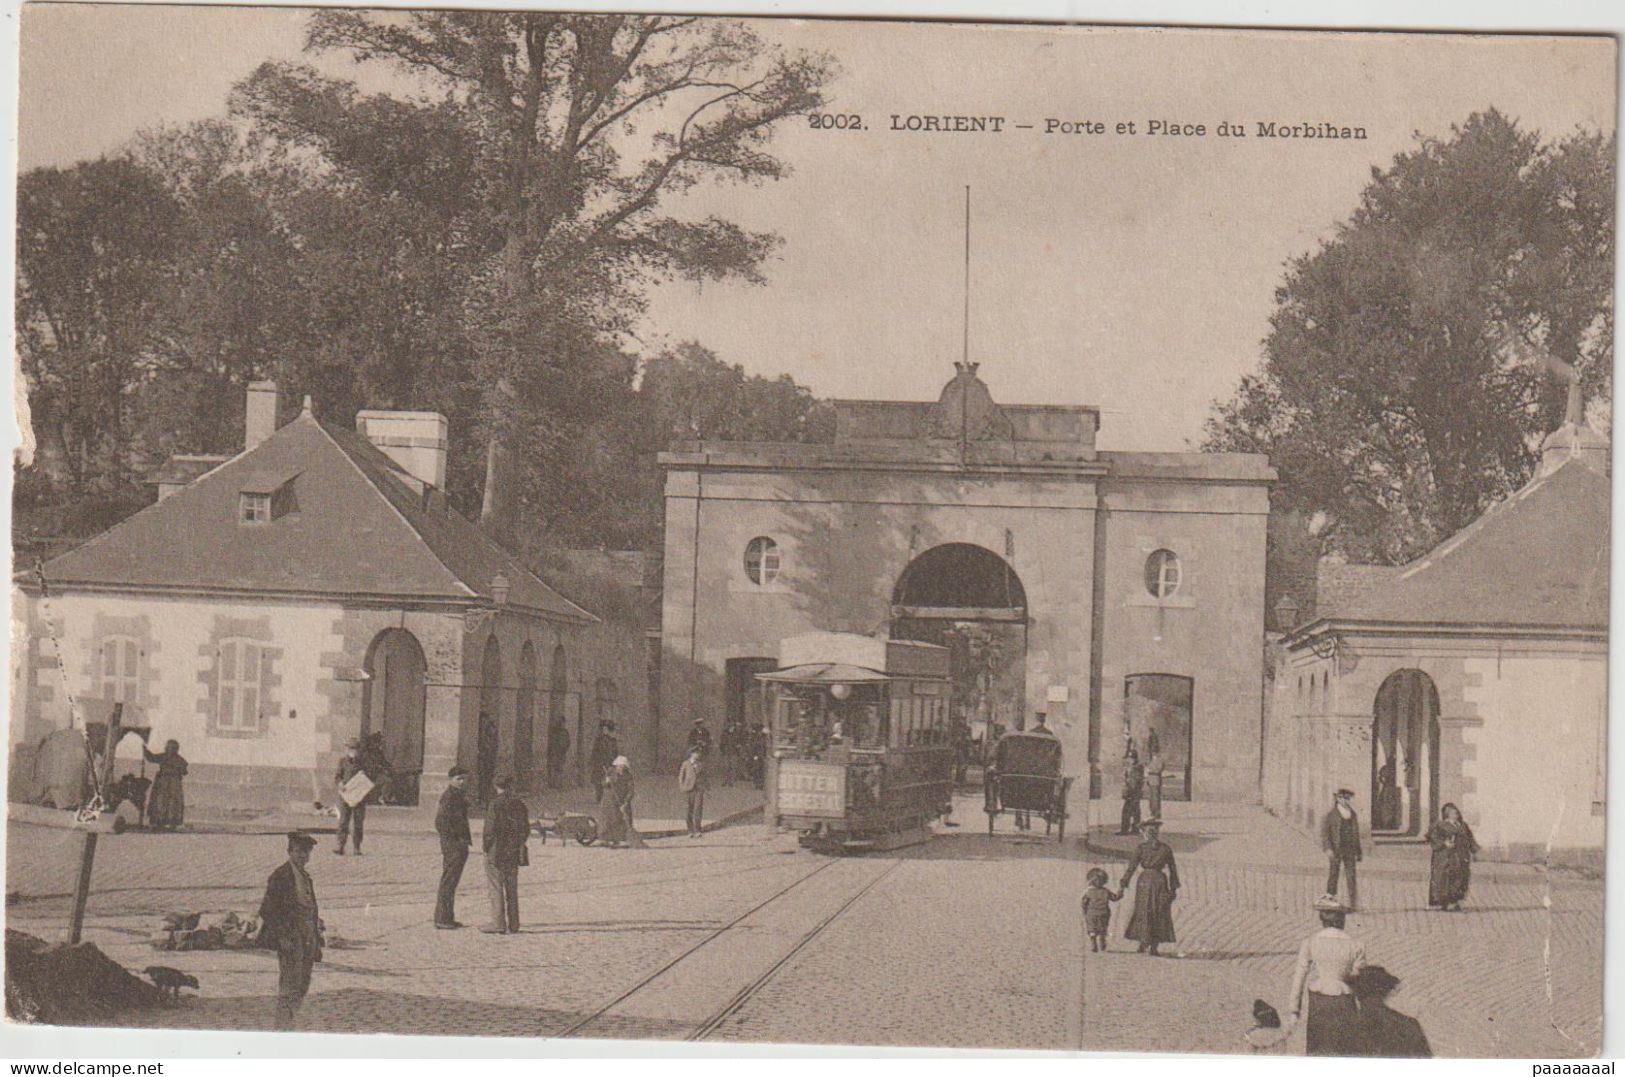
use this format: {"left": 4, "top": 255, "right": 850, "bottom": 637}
{"left": 1320, "top": 788, "right": 1363, "bottom": 910}
{"left": 589, "top": 721, "right": 620, "bottom": 802}
{"left": 258, "top": 830, "right": 321, "bottom": 1029}
{"left": 480, "top": 775, "right": 529, "bottom": 934}
{"left": 545, "top": 720, "right": 570, "bottom": 789}
{"left": 1350, "top": 966, "right": 1432, "bottom": 1057}
{"left": 1119, "top": 751, "right": 1145, "bottom": 835}
{"left": 750, "top": 724, "right": 768, "bottom": 789}
{"left": 434, "top": 766, "right": 472, "bottom": 929}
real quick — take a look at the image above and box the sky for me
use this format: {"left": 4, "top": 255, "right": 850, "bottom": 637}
{"left": 16, "top": 5, "right": 1618, "bottom": 451}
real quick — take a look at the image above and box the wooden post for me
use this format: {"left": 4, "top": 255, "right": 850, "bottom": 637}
{"left": 68, "top": 830, "right": 98, "bottom": 944}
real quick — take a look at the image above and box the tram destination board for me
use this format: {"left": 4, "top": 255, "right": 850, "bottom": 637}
{"left": 777, "top": 760, "right": 847, "bottom": 818}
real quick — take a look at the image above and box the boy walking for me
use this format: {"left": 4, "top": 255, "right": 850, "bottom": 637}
{"left": 1081, "top": 867, "right": 1123, "bottom": 952}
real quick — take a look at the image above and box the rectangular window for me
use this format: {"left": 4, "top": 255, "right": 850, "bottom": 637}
{"left": 240, "top": 493, "right": 270, "bottom": 524}
{"left": 217, "top": 638, "right": 264, "bottom": 731}
{"left": 100, "top": 636, "right": 141, "bottom": 703}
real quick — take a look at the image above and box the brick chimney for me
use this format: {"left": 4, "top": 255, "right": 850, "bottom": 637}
{"left": 356, "top": 410, "right": 448, "bottom": 491}
{"left": 245, "top": 381, "right": 279, "bottom": 450}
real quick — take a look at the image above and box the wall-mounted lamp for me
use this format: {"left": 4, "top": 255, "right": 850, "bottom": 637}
{"left": 829, "top": 683, "right": 852, "bottom": 701}
{"left": 1273, "top": 593, "right": 1300, "bottom": 632}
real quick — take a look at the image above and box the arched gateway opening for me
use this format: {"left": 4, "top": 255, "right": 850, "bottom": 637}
{"left": 889, "top": 544, "right": 1028, "bottom": 763}
{"left": 362, "top": 628, "right": 426, "bottom": 805}
{"left": 1372, "top": 669, "right": 1441, "bottom": 837}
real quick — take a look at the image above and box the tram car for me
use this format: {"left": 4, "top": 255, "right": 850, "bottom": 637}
{"left": 759, "top": 632, "right": 956, "bottom": 853}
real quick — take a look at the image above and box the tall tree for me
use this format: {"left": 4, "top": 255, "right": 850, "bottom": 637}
{"left": 1205, "top": 110, "right": 1614, "bottom": 567}
{"left": 232, "top": 13, "right": 833, "bottom": 544}
{"left": 16, "top": 157, "right": 183, "bottom": 492}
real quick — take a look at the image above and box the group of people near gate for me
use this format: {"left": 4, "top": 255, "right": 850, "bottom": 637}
{"left": 1089, "top": 739, "right": 1478, "bottom": 1057}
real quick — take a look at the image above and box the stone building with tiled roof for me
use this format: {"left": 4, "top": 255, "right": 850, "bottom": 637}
{"left": 1262, "top": 417, "right": 1609, "bottom": 866}
{"left": 9, "top": 385, "right": 626, "bottom": 812}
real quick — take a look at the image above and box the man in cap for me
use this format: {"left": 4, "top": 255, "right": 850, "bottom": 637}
{"left": 334, "top": 739, "right": 369, "bottom": 856}
{"left": 1320, "top": 788, "right": 1363, "bottom": 910}
{"left": 258, "top": 830, "right": 321, "bottom": 1029}
{"left": 686, "top": 717, "right": 713, "bottom": 759}
{"left": 434, "top": 765, "right": 472, "bottom": 928}
{"left": 480, "top": 774, "right": 529, "bottom": 933}
{"left": 1119, "top": 748, "right": 1145, "bottom": 836}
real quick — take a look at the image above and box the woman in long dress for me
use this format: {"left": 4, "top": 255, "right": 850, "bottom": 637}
{"left": 599, "top": 757, "right": 641, "bottom": 848}
{"left": 1120, "top": 819, "right": 1179, "bottom": 955}
{"left": 1426, "top": 803, "right": 1479, "bottom": 910}
{"left": 143, "top": 739, "right": 188, "bottom": 830}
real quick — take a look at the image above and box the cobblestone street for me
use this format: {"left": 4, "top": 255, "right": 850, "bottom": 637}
{"left": 6, "top": 795, "right": 1601, "bottom": 1055}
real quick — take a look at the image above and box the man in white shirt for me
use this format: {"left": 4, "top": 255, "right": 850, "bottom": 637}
{"left": 1287, "top": 897, "right": 1366, "bottom": 1055}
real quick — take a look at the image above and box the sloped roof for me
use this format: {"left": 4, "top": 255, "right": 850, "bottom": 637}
{"left": 32, "top": 411, "right": 594, "bottom": 623}
{"left": 1308, "top": 458, "right": 1608, "bottom": 633}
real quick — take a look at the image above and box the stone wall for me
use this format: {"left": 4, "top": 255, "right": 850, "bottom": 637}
{"left": 660, "top": 455, "right": 1270, "bottom": 796}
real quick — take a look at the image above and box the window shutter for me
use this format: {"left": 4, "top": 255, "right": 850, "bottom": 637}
{"left": 260, "top": 642, "right": 275, "bottom": 727}
{"left": 242, "top": 643, "right": 261, "bottom": 728}
{"left": 219, "top": 642, "right": 237, "bottom": 727}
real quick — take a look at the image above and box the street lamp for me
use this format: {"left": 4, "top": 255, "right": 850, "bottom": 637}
{"left": 1273, "top": 593, "right": 1300, "bottom": 632}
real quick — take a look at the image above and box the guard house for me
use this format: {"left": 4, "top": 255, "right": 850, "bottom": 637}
{"left": 11, "top": 385, "right": 598, "bottom": 811}
{"left": 1263, "top": 414, "right": 1609, "bottom": 866}
{"left": 658, "top": 364, "right": 1275, "bottom": 803}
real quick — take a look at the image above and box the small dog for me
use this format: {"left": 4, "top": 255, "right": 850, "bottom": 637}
{"left": 143, "top": 965, "right": 200, "bottom": 1003}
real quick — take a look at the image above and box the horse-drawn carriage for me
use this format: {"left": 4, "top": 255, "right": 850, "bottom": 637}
{"left": 983, "top": 731, "right": 1074, "bottom": 841}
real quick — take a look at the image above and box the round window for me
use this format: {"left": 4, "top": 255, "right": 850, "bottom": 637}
{"left": 1144, "top": 549, "right": 1181, "bottom": 598}
{"left": 744, "top": 536, "right": 781, "bottom": 586}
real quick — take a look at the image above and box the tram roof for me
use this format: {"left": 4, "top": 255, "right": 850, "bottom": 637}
{"left": 757, "top": 662, "right": 895, "bottom": 685}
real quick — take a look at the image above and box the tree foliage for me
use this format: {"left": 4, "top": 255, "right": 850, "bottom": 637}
{"left": 16, "top": 13, "right": 835, "bottom": 559}
{"left": 231, "top": 12, "right": 833, "bottom": 540}
{"left": 1205, "top": 110, "right": 1614, "bottom": 566}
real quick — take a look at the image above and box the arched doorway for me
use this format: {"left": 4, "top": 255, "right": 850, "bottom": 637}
{"left": 1371, "top": 669, "right": 1441, "bottom": 837}
{"left": 890, "top": 543, "right": 1028, "bottom": 758}
{"left": 477, "top": 636, "right": 503, "bottom": 803}
{"left": 362, "top": 628, "right": 427, "bottom": 805}
{"left": 1124, "top": 674, "right": 1194, "bottom": 800}
{"left": 547, "top": 645, "right": 570, "bottom": 783}
{"left": 516, "top": 642, "right": 537, "bottom": 789}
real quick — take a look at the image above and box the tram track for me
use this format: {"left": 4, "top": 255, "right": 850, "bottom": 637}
{"left": 686, "top": 856, "right": 904, "bottom": 1041}
{"left": 555, "top": 853, "right": 905, "bottom": 1041}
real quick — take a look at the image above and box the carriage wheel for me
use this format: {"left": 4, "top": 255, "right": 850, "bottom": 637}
{"left": 576, "top": 818, "right": 598, "bottom": 847}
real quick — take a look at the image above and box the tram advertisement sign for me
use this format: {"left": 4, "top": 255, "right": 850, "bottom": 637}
{"left": 777, "top": 760, "right": 847, "bottom": 818}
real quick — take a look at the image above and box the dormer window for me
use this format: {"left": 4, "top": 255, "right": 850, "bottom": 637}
{"left": 238, "top": 469, "right": 300, "bottom": 525}
{"left": 241, "top": 493, "right": 271, "bottom": 524}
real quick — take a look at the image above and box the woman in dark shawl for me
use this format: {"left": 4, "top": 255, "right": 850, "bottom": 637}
{"left": 143, "top": 739, "right": 188, "bottom": 829}
{"left": 1120, "top": 818, "right": 1179, "bottom": 954}
{"left": 1426, "top": 803, "right": 1479, "bottom": 910}
{"left": 599, "top": 757, "right": 641, "bottom": 848}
